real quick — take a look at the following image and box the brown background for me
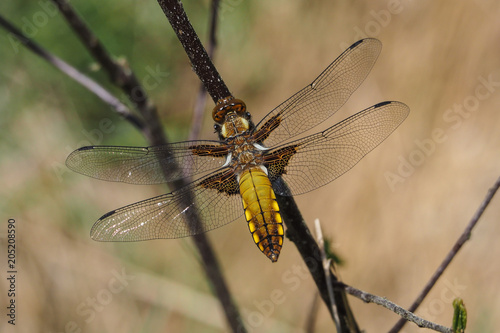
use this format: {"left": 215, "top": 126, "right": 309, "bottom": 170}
{"left": 1, "top": 0, "right": 500, "bottom": 332}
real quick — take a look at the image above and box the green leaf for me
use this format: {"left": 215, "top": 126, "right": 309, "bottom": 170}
{"left": 452, "top": 298, "right": 467, "bottom": 333}
{"left": 324, "top": 238, "right": 343, "bottom": 266}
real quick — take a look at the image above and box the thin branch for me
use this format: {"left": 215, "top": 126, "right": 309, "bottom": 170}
{"left": 189, "top": 0, "right": 220, "bottom": 141}
{"left": 336, "top": 282, "right": 452, "bottom": 333}
{"left": 156, "top": 0, "right": 232, "bottom": 102}
{"left": 3, "top": 2, "right": 246, "bottom": 332}
{"left": 389, "top": 175, "right": 500, "bottom": 332}
{"left": 50, "top": 0, "right": 165, "bottom": 146}
{"left": 0, "top": 15, "right": 144, "bottom": 130}
{"left": 51, "top": 0, "right": 130, "bottom": 86}
{"left": 156, "top": 1, "right": 359, "bottom": 331}
{"left": 314, "top": 219, "right": 341, "bottom": 331}
{"left": 150, "top": 1, "right": 246, "bottom": 332}
{"left": 189, "top": 83, "right": 209, "bottom": 141}
{"left": 207, "top": 0, "right": 220, "bottom": 50}
{"left": 276, "top": 179, "right": 360, "bottom": 332}
{"left": 304, "top": 292, "right": 320, "bottom": 333}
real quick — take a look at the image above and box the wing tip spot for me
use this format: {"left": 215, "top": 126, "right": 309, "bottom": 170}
{"left": 350, "top": 39, "right": 363, "bottom": 48}
{"left": 78, "top": 146, "right": 95, "bottom": 151}
{"left": 100, "top": 210, "right": 116, "bottom": 220}
{"left": 374, "top": 101, "right": 392, "bottom": 108}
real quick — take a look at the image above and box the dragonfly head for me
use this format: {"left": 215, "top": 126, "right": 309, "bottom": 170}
{"left": 213, "top": 97, "right": 254, "bottom": 140}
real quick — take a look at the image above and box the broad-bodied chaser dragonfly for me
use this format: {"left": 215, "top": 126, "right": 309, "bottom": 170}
{"left": 66, "top": 39, "right": 409, "bottom": 262}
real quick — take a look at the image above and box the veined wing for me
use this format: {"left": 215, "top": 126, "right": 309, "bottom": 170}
{"left": 254, "top": 38, "right": 382, "bottom": 147}
{"left": 66, "top": 140, "right": 228, "bottom": 185}
{"left": 90, "top": 168, "right": 243, "bottom": 241}
{"left": 264, "top": 101, "right": 409, "bottom": 196}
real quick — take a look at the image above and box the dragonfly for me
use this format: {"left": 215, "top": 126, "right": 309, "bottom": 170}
{"left": 66, "top": 38, "right": 409, "bottom": 262}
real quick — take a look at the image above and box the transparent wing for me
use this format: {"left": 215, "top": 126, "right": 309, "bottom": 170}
{"left": 66, "top": 140, "right": 227, "bottom": 185}
{"left": 255, "top": 38, "right": 382, "bottom": 147}
{"left": 90, "top": 169, "right": 244, "bottom": 241}
{"left": 266, "top": 101, "right": 409, "bottom": 196}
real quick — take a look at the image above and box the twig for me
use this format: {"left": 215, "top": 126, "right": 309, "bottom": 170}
{"left": 156, "top": 0, "right": 232, "bottom": 102}
{"left": 189, "top": 83, "right": 209, "bottom": 141}
{"left": 276, "top": 179, "right": 360, "bottom": 332}
{"left": 189, "top": 0, "right": 220, "bottom": 141}
{"left": 1, "top": 3, "right": 246, "bottom": 332}
{"left": 389, "top": 175, "right": 500, "bottom": 332}
{"left": 305, "top": 292, "right": 320, "bottom": 333}
{"left": 314, "top": 219, "right": 341, "bottom": 331}
{"left": 50, "top": 0, "right": 165, "bottom": 147}
{"left": 336, "top": 282, "right": 452, "bottom": 333}
{"left": 0, "top": 15, "right": 144, "bottom": 130}
{"left": 51, "top": 0, "right": 131, "bottom": 87}
{"left": 150, "top": 2, "right": 246, "bottom": 332}
{"left": 156, "top": 1, "right": 359, "bottom": 330}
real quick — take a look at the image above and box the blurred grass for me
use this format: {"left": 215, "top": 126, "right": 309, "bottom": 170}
{"left": 1, "top": 0, "right": 500, "bottom": 332}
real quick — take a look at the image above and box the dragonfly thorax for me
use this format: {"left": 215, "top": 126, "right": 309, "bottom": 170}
{"left": 220, "top": 113, "right": 250, "bottom": 139}
{"left": 66, "top": 39, "right": 409, "bottom": 264}
{"left": 228, "top": 136, "right": 265, "bottom": 173}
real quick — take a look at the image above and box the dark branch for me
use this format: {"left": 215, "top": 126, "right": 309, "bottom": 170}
{"left": 188, "top": 0, "right": 221, "bottom": 141}
{"left": 153, "top": 0, "right": 361, "bottom": 328}
{"left": 152, "top": 1, "right": 246, "bottom": 332}
{"left": 156, "top": 0, "right": 232, "bottom": 103}
{"left": 154, "top": 1, "right": 360, "bottom": 329}
{"left": 51, "top": 0, "right": 129, "bottom": 85}
{"left": 2, "top": 3, "right": 246, "bottom": 332}
{"left": 389, "top": 175, "right": 500, "bottom": 332}
{"left": 50, "top": 0, "right": 165, "bottom": 146}
{"left": 0, "top": 15, "right": 144, "bottom": 130}
{"left": 276, "top": 179, "right": 360, "bottom": 332}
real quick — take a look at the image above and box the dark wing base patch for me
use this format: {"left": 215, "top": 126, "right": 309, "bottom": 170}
{"left": 189, "top": 144, "right": 229, "bottom": 157}
{"left": 253, "top": 114, "right": 282, "bottom": 143}
{"left": 198, "top": 169, "right": 240, "bottom": 195}
{"left": 264, "top": 145, "right": 299, "bottom": 181}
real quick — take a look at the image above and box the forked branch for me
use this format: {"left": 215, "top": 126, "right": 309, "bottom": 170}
{"left": 0, "top": 15, "right": 143, "bottom": 130}
{"left": 0, "top": 3, "right": 246, "bottom": 332}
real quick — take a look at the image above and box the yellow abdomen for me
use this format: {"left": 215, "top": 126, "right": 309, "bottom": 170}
{"left": 239, "top": 167, "right": 284, "bottom": 262}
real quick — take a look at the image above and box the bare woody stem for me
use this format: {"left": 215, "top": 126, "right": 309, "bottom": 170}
{"left": 189, "top": 0, "right": 221, "bottom": 141}
{"left": 155, "top": 0, "right": 360, "bottom": 331}
{"left": 157, "top": 0, "right": 232, "bottom": 102}
{"left": 0, "top": 15, "right": 144, "bottom": 130}
{"left": 389, "top": 175, "right": 500, "bottom": 332}
{"left": 2, "top": 3, "right": 247, "bottom": 332}
{"left": 338, "top": 282, "right": 453, "bottom": 333}
{"left": 276, "top": 183, "right": 360, "bottom": 332}
{"left": 50, "top": 0, "right": 166, "bottom": 147}
{"left": 53, "top": 1, "right": 247, "bottom": 331}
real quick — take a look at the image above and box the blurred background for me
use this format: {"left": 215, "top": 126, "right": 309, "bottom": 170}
{"left": 1, "top": 0, "right": 500, "bottom": 332}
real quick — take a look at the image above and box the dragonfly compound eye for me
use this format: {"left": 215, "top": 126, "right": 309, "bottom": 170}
{"left": 212, "top": 97, "right": 247, "bottom": 123}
